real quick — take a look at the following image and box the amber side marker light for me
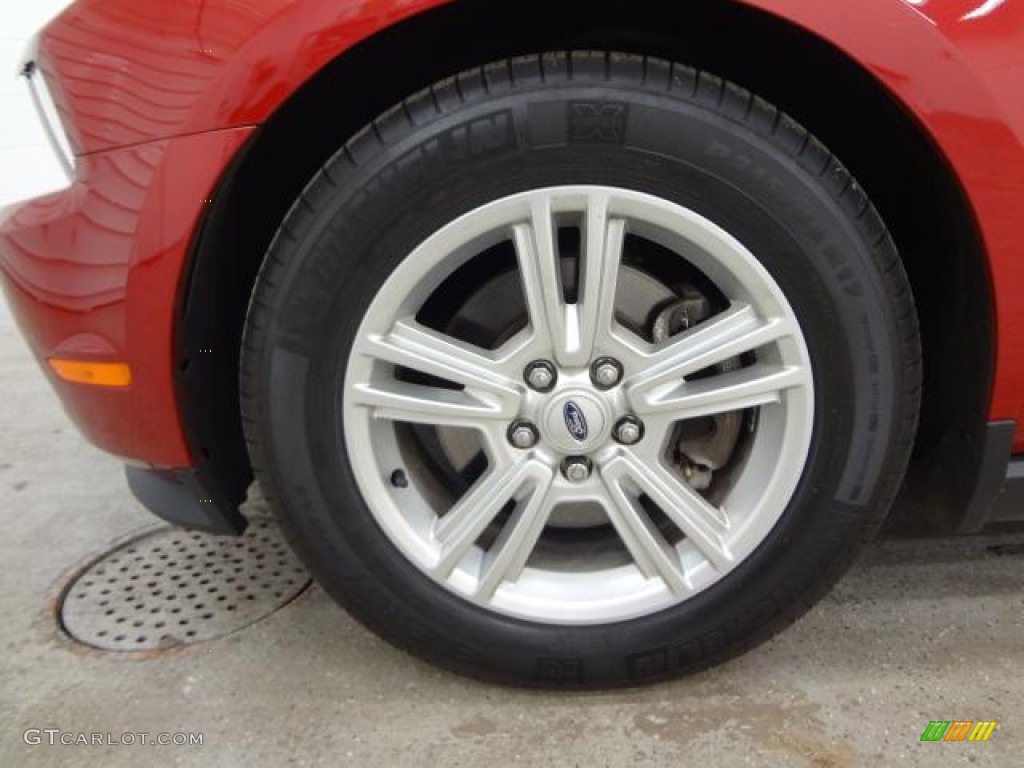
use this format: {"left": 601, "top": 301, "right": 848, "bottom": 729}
{"left": 48, "top": 359, "right": 132, "bottom": 387}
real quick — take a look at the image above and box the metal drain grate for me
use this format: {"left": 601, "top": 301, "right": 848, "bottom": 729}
{"left": 59, "top": 519, "right": 311, "bottom": 652}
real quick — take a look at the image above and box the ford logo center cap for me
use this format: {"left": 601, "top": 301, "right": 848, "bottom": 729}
{"left": 544, "top": 391, "right": 608, "bottom": 452}
{"left": 563, "top": 401, "right": 589, "bottom": 442}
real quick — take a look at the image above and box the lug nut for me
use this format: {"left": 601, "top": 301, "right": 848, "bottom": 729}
{"left": 508, "top": 420, "right": 540, "bottom": 450}
{"left": 613, "top": 415, "right": 645, "bottom": 446}
{"left": 591, "top": 357, "right": 624, "bottom": 390}
{"left": 562, "top": 456, "right": 593, "bottom": 483}
{"left": 524, "top": 360, "right": 557, "bottom": 392}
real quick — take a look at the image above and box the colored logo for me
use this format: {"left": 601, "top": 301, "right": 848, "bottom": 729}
{"left": 920, "top": 721, "right": 997, "bottom": 742}
{"left": 563, "top": 402, "right": 589, "bottom": 442}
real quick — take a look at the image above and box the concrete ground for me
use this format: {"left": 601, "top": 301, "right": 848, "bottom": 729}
{"left": 1, "top": 322, "right": 1021, "bottom": 768}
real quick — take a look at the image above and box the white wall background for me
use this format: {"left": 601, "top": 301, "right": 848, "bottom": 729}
{"left": 0, "top": 1, "right": 75, "bottom": 327}
{"left": 0, "top": 1, "right": 76, "bottom": 209}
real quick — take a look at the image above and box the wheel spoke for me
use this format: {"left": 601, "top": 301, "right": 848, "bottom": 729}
{"left": 358, "top": 318, "right": 521, "bottom": 402}
{"left": 513, "top": 194, "right": 626, "bottom": 366}
{"left": 351, "top": 318, "right": 521, "bottom": 427}
{"left": 603, "top": 452, "right": 733, "bottom": 571}
{"left": 513, "top": 196, "right": 568, "bottom": 363}
{"left": 476, "top": 471, "right": 556, "bottom": 598}
{"left": 577, "top": 193, "right": 626, "bottom": 364}
{"left": 632, "top": 362, "right": 806, "bottom": 420}
{"left": 349, "top": 381, "right": 511, "bottom": 428}
{"left": 432, "top": 458, "right": 549, "bottom": 580}
{"left": 600, "top": 466, "right": 691, "bottom": 596}
{"left": 625, "top": 302, "right": 793, "bottom": 396}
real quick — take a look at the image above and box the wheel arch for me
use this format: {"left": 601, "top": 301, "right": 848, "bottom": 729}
{"left": 177, "top": 0, "right": 995, "bottom": 533}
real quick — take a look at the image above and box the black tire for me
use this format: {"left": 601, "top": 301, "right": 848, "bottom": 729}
{"left": 240, "top": 52, "right": 920, "bottom": 688}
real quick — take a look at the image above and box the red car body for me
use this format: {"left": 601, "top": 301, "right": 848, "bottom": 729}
{"left": 2, "top": 0, "right": 1022, "bottom": 531}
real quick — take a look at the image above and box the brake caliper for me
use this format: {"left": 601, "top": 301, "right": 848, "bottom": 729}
{"left": 652, "top": 290, "right": 743, "bottom": 492}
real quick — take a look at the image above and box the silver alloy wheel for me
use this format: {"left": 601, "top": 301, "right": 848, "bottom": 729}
{"left": 343, "top": 186, "right": 814, "bottom": 624}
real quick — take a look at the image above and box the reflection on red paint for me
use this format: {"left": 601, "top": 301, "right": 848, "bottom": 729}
{"left": 0, "top": 128, "right": 251, "bottom": 464}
